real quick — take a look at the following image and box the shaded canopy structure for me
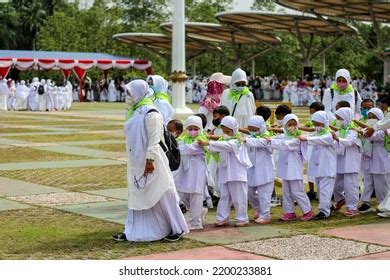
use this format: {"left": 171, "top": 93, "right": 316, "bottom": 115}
{"left": 216, "top": 11, "right": 356, "bottom": 76}
{"left": 277, "top": 0, "right": 390, "bottom": 84}
{"left": 160, "top": 22, "right": 280, "bottom": 66}
{"left": 0, "top": 50, "right": 153, "bottom": 101}
{"left": 276, "top": 0, "right": 390, "bottom": 23}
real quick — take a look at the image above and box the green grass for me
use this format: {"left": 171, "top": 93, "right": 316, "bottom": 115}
{"left": 4, "top": 132, "right": 124, "bottom": 143}
{"left": 0, "top": 147, "right": 90, "bottom": 163}
{"left": 0, "top": 127, "right": 49, "bottom": 134}
{"left": 0, "top": 165, "right": 127, "bottom": 191}
{"left": 0, "top": 207, "right": 207, "bottom": 259}
{"left": 76, "top": 143, "right": 126, "bottom": 152}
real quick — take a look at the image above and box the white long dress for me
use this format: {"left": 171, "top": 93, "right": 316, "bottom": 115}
{"left": 0, "top": 80, "right": 9, "bottom": 110}
{"left": 107, "top": 81, "right": 117, "bottom": 102}
{"left": 123, "top": 106, "right": 188, "bottom": 241}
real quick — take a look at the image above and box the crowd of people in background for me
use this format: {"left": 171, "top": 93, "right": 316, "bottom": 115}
{"left": 0, "top": 77, "right": 73, "bottom": 111}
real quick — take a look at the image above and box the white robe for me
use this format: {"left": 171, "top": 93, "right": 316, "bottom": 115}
{"left": 220, "top": 89, "right": 256, "bottom": 128}
{"left": 174, "top": 142, "right": 207, "bottom": 195}
{"left": 0, "top": 80, "right": 9, "bottom": 110}
{"left": 323, "top": 87, "right": 362, "bottom": 117}
{"left": 307, "top": 134, "right": 337, "bottom": 178}
{"left": 154, "top": 98, "right": 174, "bottom": 127}
{"left": 107, "top": 82, "right": 117, "bottom": 102}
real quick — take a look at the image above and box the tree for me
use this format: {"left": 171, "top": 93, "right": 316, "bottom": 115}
{"left": 252, "top": 0, "right": 276, "bottom": 11}
{"left": 185, "top": 0, "right": 233, "bottom": 23}
{"left": 0, "top": 3, "right": 17, "bottom": 49}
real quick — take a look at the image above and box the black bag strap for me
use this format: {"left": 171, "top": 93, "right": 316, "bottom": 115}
{"left": 146, "top": 108, "right": 168, "bottom": 152}
{"left": 232, "top": 94, "right": 244, "bottom": 117}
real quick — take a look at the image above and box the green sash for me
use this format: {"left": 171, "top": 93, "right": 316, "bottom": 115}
{"left": 330, "top": 82, "right": 354, "bottom": 96}
{"left": 154, "top": 92, "right": 172, "bottom": 104}
{"left": 227, "top": 87, "right": 250, "bottom": 103}
{"left": 125, "top": 98, "right": 154, "bottom": 120}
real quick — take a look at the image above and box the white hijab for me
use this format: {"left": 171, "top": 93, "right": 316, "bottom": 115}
{"left": 221, "top": 116, "right": 239, "bottom": 134}
{"left": 124, "top": 80, "right": 158, "bottom": 164}
{"left": 311, "top": 111, "right": 330, "bottom": 127}
{"left": 147, "top": 75, "right": 169, "bottom": 93}
{"left": 335, "top": 69, "right": 351, "bottom": 83}
{"left": 185, "top": 115, "right": 203, "bottom": 130}
{"left": 282, "top": 113, "right": 307, "bottom": 161}
{"left": 368, "top": 108, "right": 384, "bottom": 120}
{"left": 335, "top": 107, "right": 353, "bottom": 124}
{"left": 230, "top": 68, "right": 247, "bottom": 90}
{"left": 247, "top": 115, "right": 266, "bottom": 133}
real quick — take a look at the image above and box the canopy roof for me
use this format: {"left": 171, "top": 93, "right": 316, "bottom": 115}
{"left": 160, "top": 22, "right": 280, "bottom": 45}
{"left": 0, "top": 50, "right": 151, "bottom": 73}
{"left": 216, "top": 11, "right": 356, "bottom": 35}
{"left": 276, "top": 0, "right": 390, "bottom": 23}
{"left": 112, "top": 32, "right": 218, "bottom": 51}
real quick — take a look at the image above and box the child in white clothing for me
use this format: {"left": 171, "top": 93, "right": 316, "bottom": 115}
{"left": 245, "top": 116, "right": 274, "bottom": 224}
{"left": 175, "top": 116, "right": 208, "bottom": 230}
{"left": 297, "top": 111, "right": 337, "bottom": 219}
{"left": 198, "top": 116, "right": 252, "bottom": 227}
{"left": 270, "top": 114, "right": 314, "bottom": 221}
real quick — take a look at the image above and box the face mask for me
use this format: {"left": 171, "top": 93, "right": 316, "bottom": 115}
{"left": 126, "top": 95, "right": 136, "bottom": 106}
{"left": 277, "top": 119, "right": 283, "bottom": 126}
{"left": 287, "top": 126, "right": 298, "bottom": 134}
{"left": 315, "top": 126, "right": 323, "bottom": 132}
{"left": 235, "top": 86, "right": 245, "bottom": 91}
{"left": 249, "top": 131, "right": 259, "bottom": 137}
{"left": 188, "top": 129, "right": 199, "bottom": 138}
{"left": 336, "top": 119, "right": 343, "bottom": 127}
{"left": 337, "top": 81, "right": 348, "bottom": 90}
{"left": 170, "top": 131, "right": 179, "bottom": 138}
{"left": 223, "top": 134, "right": 233, "bottom": 140}
{"left": 212, "top": 118, "right": 221, "bottom": 127}
{"left": 149, "top": 86, "right": 156, "bottom": 94}
{"left": 366, "top": 118, "right": 378, "bottom": 127}
{"left": 361, "top": 109, "right": 369, "bottom": 119}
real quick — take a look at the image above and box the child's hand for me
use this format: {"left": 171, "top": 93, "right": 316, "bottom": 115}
{"left": 197, "top": 140, "right": 209, "bottom": 147}
{"left": 296, "top": 135, "right": 307, "bottom": 141}
{"left": 331, "top": 130, "right": 339, "bottom": 141}
{"left": 263, "top": 136, "right": 271, "bottom": 142}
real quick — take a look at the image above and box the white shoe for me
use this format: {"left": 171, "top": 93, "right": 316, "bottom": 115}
{"left": 377, "top": 212, "right": 390, "bottom": 218}
{"left": 189, "top": 225, "right": 203, "bottom": 231}
{"left": 201, "top": 207, "right": 208, "bottom": 223}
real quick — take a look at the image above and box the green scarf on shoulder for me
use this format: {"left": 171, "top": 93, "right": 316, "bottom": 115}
{"left": 178, "top": 133, "right": 220, "bottom": 163}
{"left": 154, "top": 92, "right": 171, "bottom": 104}
{"left": 125, "top": 98, "right": 154, "bottom": 121}
{"left": 285, "top": 129, "right": 302, "bottom": 139}
{"left": 339, "top": 124, "right": 355, "bottom": 138}
{"left": 314, "top": 127, "right": 331, "bottom": 136}
{"left": 330, "top": 82, "right": 354, "bottom": 96}
{"left": 228, "top": 87, "right": 250, "bottom": 103}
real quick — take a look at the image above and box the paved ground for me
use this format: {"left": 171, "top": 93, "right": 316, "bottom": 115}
{"left": 0, "top": 103, "right": 389, "bottom": 260}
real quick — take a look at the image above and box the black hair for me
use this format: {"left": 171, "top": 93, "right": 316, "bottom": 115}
{"left": 379, "top": 95, "right": 390, "bottom": 106}
{"left": 362, "top": 98, "right": 374, "bottom": 105}
{"left": 336, "top": 100, "right": 351, "bottom": 108}
{"left": 213, "top": 105, "right": 230, "bottom": 116}
{"left": 167, "top": 119, "right": 183, "bottom": 133}
{"left": 255, "top": 105, "right": 271, "bottom": 121}
{"left": 194, "top": 113, "right": 207, "bottom": 129}
{"left": 275, "top": 104, "right": 291, "bottom": 117}
{"left": 309, "top": 102, "right": 325, "bottom": 112}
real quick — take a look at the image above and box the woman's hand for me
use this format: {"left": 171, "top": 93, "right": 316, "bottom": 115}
{"left": 144, "top": 160, "right": 155, "bottom": 175}
{"left": 296, "top": 135, "right": 307, "bottom": 141}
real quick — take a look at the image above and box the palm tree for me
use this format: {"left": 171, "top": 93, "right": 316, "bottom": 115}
{"left": 0, "top": 4, "right": 17, "bottom": 49}
{"left": 19, "top": 0, "right": 47, "bottom": 50}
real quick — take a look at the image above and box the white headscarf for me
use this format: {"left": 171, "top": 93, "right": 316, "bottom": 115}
{"left": 311, "top": 111, "right": 329, "bottom": 127}
{"left": 335, "top": 69, "right": 351, "bottom": 84}
{"left": 247, "top": 115, "right": 266, "bottom": 133}
{"left": 40, "top": 79, "right": 45, "bottom": 84}
{"left": 335, "top": 107, "right": 353, "bottom": 124}
{"left": 147, "top": 75, "right": 169, "bottom": 93}
{"left": 230, "top": 68, "right": 247, "bottom": 88}
{"left": 210, "top": 72, "right": 231, "bottom": 85}
{"left": 368, "top": 108, "right": 384, "bottom": 120}
{"left": 282, "top": 113, "right": 299, "bottom": 129}
{"left": 125, "top": 80, "right": 151, "bottom": 103}
{"left": 185, "top": 116, "right": 202, "bottom": 130}
{"left": 221, "top": 116, "right": 239, "bottom": 134}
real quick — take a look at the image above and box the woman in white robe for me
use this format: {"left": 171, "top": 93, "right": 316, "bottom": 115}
{"left": 113, "top": 79, "right": 188, "bottom": 242}
{"left": 147, "top": 75, "right": 174, "bottom": 127}
{"left": 7, "top": 80, "right": 16, "bottom": 110}
{"left": 14, "top": 80, "right": 28, "bottom": 111}
{"left": 0, "top": 78, "right": 9, "bottom": 110}
{"left": 220, "top": 68, "right": 256, "bottom": 128}
{"left": 27, "top": 79, "right": 39, "bottom": 111}
{"left": 107, "top": 80, "right": 117, "bottom": 102}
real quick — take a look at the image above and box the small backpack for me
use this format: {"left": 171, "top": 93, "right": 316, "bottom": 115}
{"left": 147, "top": 109, "right": 181, "bottom": 171}
{"left": 38, "top": 84, "right": 45, "bottom": 95}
